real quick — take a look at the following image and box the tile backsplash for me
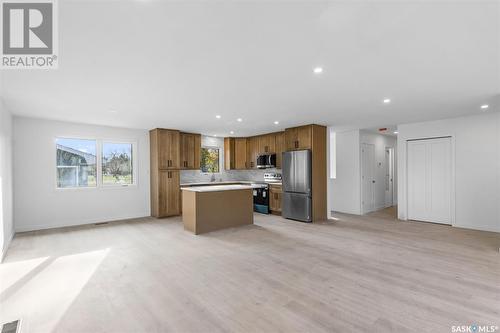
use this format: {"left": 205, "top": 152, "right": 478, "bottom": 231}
{"left": 180, "top": 135, "right": 281, "bottom": 184}
{"left": 180, "top": 168, "right": 282, "bottom": 184}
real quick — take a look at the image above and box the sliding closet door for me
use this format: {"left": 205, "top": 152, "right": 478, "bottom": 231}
{"left": 407, "top": 137, "right": 452, "bottom": 224}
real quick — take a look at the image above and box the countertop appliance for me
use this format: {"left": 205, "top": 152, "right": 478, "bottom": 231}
{"left": 251, "top": 183, "right": 269, "bottom": 214}
{"left": 257, "top": 154, "right": 276, "bottom": 169}
{"left": 282, "top": 150, "right": 312, "bottom": 222}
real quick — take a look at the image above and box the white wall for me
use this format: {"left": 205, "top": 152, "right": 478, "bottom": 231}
{"left": 0, "top": 99, "right": 14, "bottom": 259}
{"left": 397, "top": 112, "right": 500, "bottom": 232}
{"left": 360, "top": 131, "right": 397, "bottom": 211}
{"left": 13, "top": 117, "right": 150, "bottom": 232}
{"left": 328, "top": 129, "right": 362, "bottom": 215}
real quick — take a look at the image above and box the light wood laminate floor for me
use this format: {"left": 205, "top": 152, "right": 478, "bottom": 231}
{"left": 1, "top": 211, "right": 499, "bottom": 333}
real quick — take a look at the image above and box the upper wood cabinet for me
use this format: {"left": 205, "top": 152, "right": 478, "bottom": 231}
{"left": 180, "top": 132, "right": 201, "bottom": 170}
{"left": 285, "top": 125, "right": 312, "bottom": 151}
{"left": 226, "top": 132, "right": 284, "bottom": 169}
{"left": 234, "top": 138, "right": 247, "bottom": 169}
{"left": 246, "top": 136, "right": 259, "bottom": 169}
{"left": 274, "top": 132, "right": 284, "bottom": 168}
{"left": 150, "top": 129, "right": 180, "bottom": 169}
{"left": 258, "top": 134, "right": 276, "bottom": 154}
{"left": 224, "top": 137, "right": 248, "bottom": 170}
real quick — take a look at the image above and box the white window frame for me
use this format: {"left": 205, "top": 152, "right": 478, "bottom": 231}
{"left": 55, "top": 137, "right": 138, "bottom": 190}
{"left": 101, "top": 140, "right": 138, "bottom": 188}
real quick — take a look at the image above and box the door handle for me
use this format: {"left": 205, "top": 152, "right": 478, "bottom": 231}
{"left": 372, "top": 180, "right": 376, "bottom": 183}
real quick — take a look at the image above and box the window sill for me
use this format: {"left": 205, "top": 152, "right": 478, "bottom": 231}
{"left": 55, "top": 184, "right": 138, "bottom": 191}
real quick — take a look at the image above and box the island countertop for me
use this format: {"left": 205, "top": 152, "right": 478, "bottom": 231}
{"left": 182, "top": 185, "right": 254, "bottom": 234}
{"left": 181, "top": 184, "right": 254, "bottom": 192}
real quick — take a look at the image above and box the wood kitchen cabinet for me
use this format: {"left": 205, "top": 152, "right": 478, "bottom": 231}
{"left": 269, "top": 184, "right": 282, "bottom": 214}
{"left": 180, "top": 132, "right": 201, "bottom": 170}
{"left": 246, "top": 136, "right": 259, "bottom": 169}
{"left": 150, "top": 128, "right": 193, "bottom": 218}
{"left": 157, "top": 170, "right": 180, "bottom": 217}
{"left": 151, "top": 129, "right": 180, "bottom": 169}
{"left": 285, "top": 125, "right": 312, "bottom": 151}
{"left": 224, "top": 137, "right": 248, "bottom": 170}
{"left": 274, "top": 132, "right": 284, "bottom": 168}
{"left": 234, "top": 138, "right": 248, "bottom": 169}
{"left": 258, "top": 134, "right": 276, "bottom": 154}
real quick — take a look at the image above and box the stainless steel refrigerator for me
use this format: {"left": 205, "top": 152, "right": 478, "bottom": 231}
{"left": 282, "top": 149, "right": 312, "bottom": 222}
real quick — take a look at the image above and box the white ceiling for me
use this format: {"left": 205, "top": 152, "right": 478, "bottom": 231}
{"left": 1, "top": 0, "right": 498, "bottom": 136}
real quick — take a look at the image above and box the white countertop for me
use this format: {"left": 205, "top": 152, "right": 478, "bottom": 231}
{"left": 181, "top": 181, "right": 281, "bottom": 187}
{"left": 181, "top": 184, "right": 255, "bottom": 192}
{"left": 180, "top": 181, "right": 253, "bottom": 187}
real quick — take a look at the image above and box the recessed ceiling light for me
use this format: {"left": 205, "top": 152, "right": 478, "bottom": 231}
{"left": 274, "top": 121, "right": 279, "bottom": 125}
{"left": 313, "top": 67, "right": 323, "bottom": 74}
{"left": 230, "top": 131, "right": 234, "bottom": 134}
{"left": 237, "top": 118, "right": 243, "bottom": 122}
{"left": 215, "top": 115, "right": 221, "bottom": 119}
{"left": 394, "top": 131, "right": 399, "bottom": 134}
{"left": 213, "top": 134, "right": 217, "bottom": 137}
{"left": 480, "top": 104, "right": 489, "bottom": 110}
{"left": 383, "top": 99, "right": 391, "bottom": 104}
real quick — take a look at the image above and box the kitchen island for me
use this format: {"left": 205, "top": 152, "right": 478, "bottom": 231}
{"left": 181, "top": 184, "right": 254, "bottom": 234}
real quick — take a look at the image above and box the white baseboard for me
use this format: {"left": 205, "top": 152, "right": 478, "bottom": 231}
{"left": 1, "top": 231, "right": 15, "bottom": 262}
{"left": 452, "top": 223, "right": 500, "bottom": 233}
{"left": 14, "top": 212, "right": 151, "bottom": 233}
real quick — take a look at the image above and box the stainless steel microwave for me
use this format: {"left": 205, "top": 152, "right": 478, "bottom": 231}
{"left": 257, "top": 154, "right": 276, "bottom": 169}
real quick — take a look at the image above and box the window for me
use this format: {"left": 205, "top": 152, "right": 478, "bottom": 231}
{"left": 56, "top": 138, "right": 136, "bottom": 188}
{"left": 102, "top": 142, "right": 133, "bottom": 185}
{"left": 201, "top": 147, "right": 219, "bottom": 173}
{"left": 56, "top": 138, "right": 97, "bottom": 188}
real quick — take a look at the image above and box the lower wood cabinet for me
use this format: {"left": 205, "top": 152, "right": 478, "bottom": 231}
{"left": 269, "top": 184, "right": 282, "bottom": 214}
{"left": 155, "top": 170, "right": 180, "bottom": 217}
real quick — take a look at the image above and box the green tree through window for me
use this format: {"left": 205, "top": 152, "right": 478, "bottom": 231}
{"left": 201, "top": 147, "right": 219, "bottom": 173}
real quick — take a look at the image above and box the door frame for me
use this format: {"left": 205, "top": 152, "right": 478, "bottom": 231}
{"left": 360, "top": 143, "right": 376, "bottom": 214}
{"left": 384, "top": 147, "right": 395, "bottom": 208}
{"left": 405, "top": 136, "right": 456, "bottom": 225}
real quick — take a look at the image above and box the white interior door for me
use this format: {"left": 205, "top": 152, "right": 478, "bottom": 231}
{"left": 361, "top": 143, "right": 375, "bottom": 213}
{"left": 407, "top": 137, "right": 452, "bottom": 224}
